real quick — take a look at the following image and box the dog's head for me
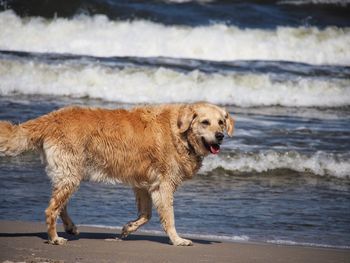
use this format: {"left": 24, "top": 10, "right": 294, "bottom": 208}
{"left": 177, "top": 102, "right": 234, "bottom": 156}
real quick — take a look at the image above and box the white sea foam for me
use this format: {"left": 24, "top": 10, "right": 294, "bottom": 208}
{"left": 79, "top": 224, "right": 348, "bottom": 248}
{"left": 200, "top": 151, "right": 350, "bottom": 179}
{"left": 0, "top": 59, "right": 349, "bottom": 107}
{"left": 267, "top": 239, "right": 350, "bottom": 249}
{"left": 0, "top": 11, "right": 350, "bottom": 65}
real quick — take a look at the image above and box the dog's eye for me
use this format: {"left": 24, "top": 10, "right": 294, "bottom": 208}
{"left": 201, "top": 120, "right": 210, "bottom": 126}
{"left": 218, "top": 120, "right": 224, "bottom": 126}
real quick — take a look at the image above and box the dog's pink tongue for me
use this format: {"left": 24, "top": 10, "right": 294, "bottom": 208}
{"left": 210, "top": 145, "right": 220, "bottom": 154}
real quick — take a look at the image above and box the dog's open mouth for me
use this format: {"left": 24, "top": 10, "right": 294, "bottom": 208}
{"left": 202, "top": 137, "right": 221, "bottom": 154}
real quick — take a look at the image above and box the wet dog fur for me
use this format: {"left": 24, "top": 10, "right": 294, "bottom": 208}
{"left": 0, "top": 102, "right": 234, "bottom": 246}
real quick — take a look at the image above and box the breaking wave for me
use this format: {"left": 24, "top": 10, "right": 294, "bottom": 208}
{"left": 200, "top": 151, "right": 350, "bottom": 179}
{"left": 0, "top": 58, "right": 349, "bottom": 107}
{"left": 0, "top": 11, "right": 350, "bottom": 65}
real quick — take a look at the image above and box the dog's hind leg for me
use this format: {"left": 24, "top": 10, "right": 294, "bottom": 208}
{"left": 121, "top": 188, "right": 152, "bottom": 238}
{"left": 45, "top": 180, "right": 79, "bottom": 245}
{"left": 60, "top": 204, "right": 79, "bottom": 235}
{"left": 42, "top": 143, "right": 83, "bottom": 245}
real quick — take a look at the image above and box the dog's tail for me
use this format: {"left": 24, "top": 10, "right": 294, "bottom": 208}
{"left": 0, "top": 121, "right": 37, "bottom": 156}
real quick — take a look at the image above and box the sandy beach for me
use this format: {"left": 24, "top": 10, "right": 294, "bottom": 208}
{"left": 0, "top": 221, "right": 348, "bottom": 263}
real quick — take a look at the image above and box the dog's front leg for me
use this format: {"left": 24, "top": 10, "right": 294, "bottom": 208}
{"left": 151, "top": 183, "right": 193, "bottom": 246}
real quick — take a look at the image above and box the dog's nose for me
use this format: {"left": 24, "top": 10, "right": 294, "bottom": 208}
{"left": 215, "top": 132, "right": 224, "bottom": 141}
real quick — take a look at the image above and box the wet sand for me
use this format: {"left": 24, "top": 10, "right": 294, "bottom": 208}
{"left": 0, "top": 221, "right": 349, "bottom": 263}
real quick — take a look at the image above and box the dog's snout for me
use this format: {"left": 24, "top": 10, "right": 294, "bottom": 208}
{"left": 215, "top": 132, "right": 224, "bottom": 141}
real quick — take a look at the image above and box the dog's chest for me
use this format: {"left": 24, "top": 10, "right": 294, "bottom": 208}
{"left": 177, "top": 155, "right": 202, "bottom": 181}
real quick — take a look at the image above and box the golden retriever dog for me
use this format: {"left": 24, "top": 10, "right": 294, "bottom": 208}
{"left": 0, "top": 102, "right": 234, "bottom": 246}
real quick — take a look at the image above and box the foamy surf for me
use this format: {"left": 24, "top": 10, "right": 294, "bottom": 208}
{"left": 0, "top": 57, "right": 349, "bottom": 107}
{"left": 78, "top": 224, "right": 348, "bottom": 249}
{"left": 267, "top": 239, "right": 350, "bottom": 249}
{"left": 1, "top": 11, "right": 350, "bottom": 65}
{"left": 201, "top": 151, "right": 350, "bottom": 179}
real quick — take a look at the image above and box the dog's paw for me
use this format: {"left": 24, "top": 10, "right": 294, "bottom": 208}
{"left": 49, "top": 237, "right": 68, "bottom": 245}
{"left": 120, "top": 223, "right": 133, "bottom": 239}
{"left": 171, "top": 238, "right": 193, "bottom": 246}
{"left": 65, "top": 225, "right": 79, "bottom": 236}
{"left": 120, "top": 227, "right": 130, "bottom": 239}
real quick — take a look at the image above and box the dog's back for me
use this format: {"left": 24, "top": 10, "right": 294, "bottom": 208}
{"left": 0, "top": 105, "right": 179, "bottom": 185}
{"left": 0, "top": 105, "right": 183, "bottom": 244}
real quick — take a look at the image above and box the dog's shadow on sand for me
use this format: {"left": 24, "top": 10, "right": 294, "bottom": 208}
{"left": 0, "top": 231, "right": 220, "bottom": 245}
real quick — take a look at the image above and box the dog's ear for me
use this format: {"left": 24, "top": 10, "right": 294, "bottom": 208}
{"left": 177, "top": 105, "right": 197, "bottom": 133}
{"left": 224, "top": 111, "right": 235, "bottom": 137}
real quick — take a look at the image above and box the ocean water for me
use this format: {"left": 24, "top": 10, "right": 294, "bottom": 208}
{"left": 0, "top": 0, "right": 350, "bottom": 249}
